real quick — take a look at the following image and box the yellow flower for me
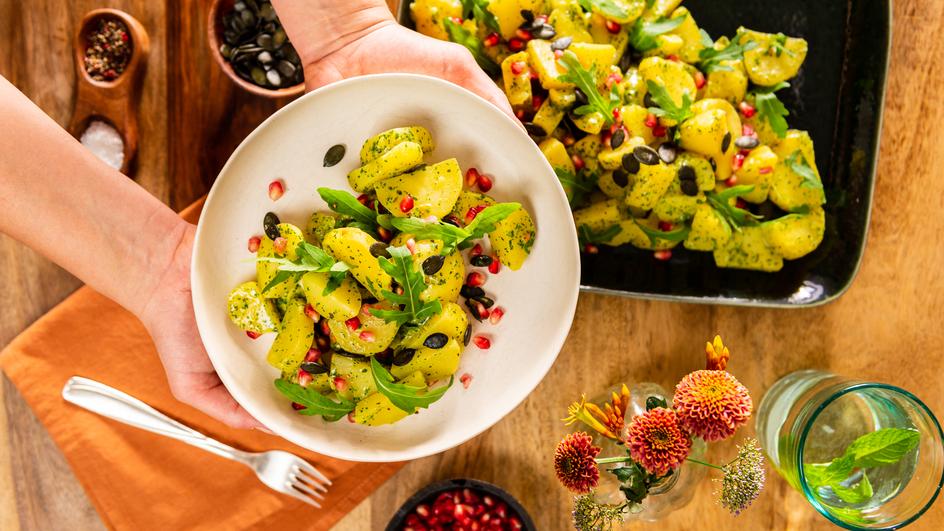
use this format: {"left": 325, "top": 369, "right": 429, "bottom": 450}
{"left": 563, "top": 385, "right": 631, "bottom": 441}
{"left": 706, "top": 335, "right": 730, "bottom": 371}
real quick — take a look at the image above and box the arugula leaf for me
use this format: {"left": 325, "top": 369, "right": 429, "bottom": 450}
{"left": 697, "top": 33, "right": 758, "bottom": 73}
{"left": 273, "top": 378, "right": 354, "bottom": 422}
{"left": 705, "top": 185, "right": 764, "bottom": 230}
{"left": 257, "top": 241, "right": 350, "bottom": 295}
{"left": 458, "top": 0, "right": 501, "bottom": 34}
{"left": 750, "top": 82, "right": 790, "bottom": 139}
{"left": 785, "top": 150, "right": 822, "bottom": 190}
{"left": 832, "top": 473, "right": 874, "bottom": 504}
{"left": 389, "top": 203, "right": 521, "bottom": 254}
{"left": 317, "top": 188, "right": 378, "bottom": 227}
{"left": 578, "top": 0, "right": 630, "bottom": 20}
{"left": 645, "top": 80, "right": 693, "bottom": 124}
{"left": 846, "top": 428, "right": 920, "bottom": 468}
{"left": 369, "top": 246, "right": 443, "bottom": 325}
{"left": 465, "top": 203, "right": 521, "bottom": 237}
{"left": 558, "top": 51, "right": 619, "bottom": 125}
{"left": 578, "top": 224, "right": 621, "bottom": 245}
{"left": 444, "top": 19, "right": 501, "bottom": 78}
{"left": 633, "top": 220, "right": 691, "bottom": 246}
{"left": 698, "top": 28, "right": 714, "bottom": 48}
{"left": 260, "top": 269, "right": 299, "bottom": 294}
{"left": 370, "top": 357, "right": 453, "bottom": 412}
{"left": 628, "top": 16, "right": 685, "bottom": 52}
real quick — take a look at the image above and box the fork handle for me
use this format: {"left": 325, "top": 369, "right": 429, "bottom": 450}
{"left": 62, "top": 376, "right": 247, "bottom": 462}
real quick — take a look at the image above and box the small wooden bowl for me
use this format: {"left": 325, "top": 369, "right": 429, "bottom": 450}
{"left": 207, "top": 0, "right": 304, "bottom": 98}
{"left": 68, "top": 9, "right": 149, "bottom": 175}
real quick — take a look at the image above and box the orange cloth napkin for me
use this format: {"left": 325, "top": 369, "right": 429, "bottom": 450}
{"left": 0, "top": 200, "right": 402, "bottom": 530}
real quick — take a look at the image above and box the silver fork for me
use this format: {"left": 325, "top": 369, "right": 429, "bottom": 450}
{"left": 61, "top": 376, "right": 330, "bottom": 508}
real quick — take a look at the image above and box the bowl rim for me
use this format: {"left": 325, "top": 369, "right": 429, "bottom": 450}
{"left": 384, "top": 478, "right": 537, "bottom": 530}
{"left": 191, "top": 72, "right": 580, "bottom": 462}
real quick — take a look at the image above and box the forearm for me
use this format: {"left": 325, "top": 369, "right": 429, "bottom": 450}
{"left": 0, "top": 76, "right": 186, "bottom": 317}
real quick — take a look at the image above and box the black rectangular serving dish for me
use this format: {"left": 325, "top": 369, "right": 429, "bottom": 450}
{"left": 397, "top": 0, "right": 890, "bottom": 307}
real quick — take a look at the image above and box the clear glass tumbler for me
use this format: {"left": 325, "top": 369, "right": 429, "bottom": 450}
{"left": 756, "top": 370, "right": 944, "bottom": 529}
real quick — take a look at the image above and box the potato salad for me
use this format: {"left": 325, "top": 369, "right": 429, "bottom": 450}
{"left": 411, "top": 0, "right": 825, "bottom": 272}
{"left": 227, "top": 126, "right": 536, "bottom": 426}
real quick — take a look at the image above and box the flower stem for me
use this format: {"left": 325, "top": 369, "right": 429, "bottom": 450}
{"left": 686, "top": 457, "right": 724, "bottom": 470}
{"left": 595, "top": 456, "right": 634, "bottom": 465}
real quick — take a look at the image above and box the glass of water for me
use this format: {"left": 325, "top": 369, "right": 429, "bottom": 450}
{"left": 756, "top": 370, "right": 944, "bottom": 529}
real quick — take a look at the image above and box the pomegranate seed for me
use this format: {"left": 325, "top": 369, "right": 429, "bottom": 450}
{"left": 571, "top": 154, "right": 585, "bottom": 170}
{"left": 483, "top": 495, "right": 495, "bottom": 507}
{"left": 601, "top": 131, "right": 612, "bottom": 146}
{"left": 652, "top": 125, "right": 667, "bottom": 137}
{"left": 759, "top": 166, "right": 773, "bottom": 174}
{"left": 584, "top": 243, "right": 599, "bottom": 254}
{"left": 736, "top": 198, "right": 748, "bottom": 209}
{"left": 489, "top": 307, "right": 504, "bottom": 325}
{"left": 449, "top": 17, "right": 463, "bottom": 24}
{"left": 359, "top": 331, "right": 376, "bottom": 342}
{"left": 247, "top": 236, "right": 261, "bottom": 253}
{"left": 742, "top": 123, "right": 756, "bottom": 137}
{"left": 395, "top": 286, "right": 405, "bottom": 295}
{"left": 465, "top": 205, "right": 486, "bottom": 224}
{"left": 563, "top": 134, "right": 576, "bottom": 146}
{"left": 515, "top": 108, "right": 525, "bottom": 119}
{"left": 121, "top": 31, "right": 129, "bottom": 42}
{"left": 399, "top": 195, "right": 415, "bottom": 213}
{"left": 462, "top": 489, "right": 478, "bottom": 503}
{"left": 246, "top": 330, "right": 261, "bottom": 339}
{"left": 345, "top": 317, "right": 360, "bottom": 331}
{"left": 416, "top": 504, "right": 431, "bottom": 518}
{"left": 605, "top": 19, "right": 621, "bottom": 33}
{"left": 477, "top": 173, "right": 493, "bottom": 192}
{"left": 471, "top": 243, "right": 484, "bottom": 256}
{"left": 554, "top": 48, "right": 564, "bottom": 59}
{"left": 508, "top": 37, "right": 525, "bottom": 52}
{"left": 667, "top": 54, "right": 680, "bottom": 62}
{"left": 726, "top": 175, "right": 739, "bottom": 186}
{"left": 694, "top": 70, "right": 707, "bottom": 89}
{"left": 297, "top": 369, "right": 313, "bottom": 387}
{"left": 611, "top": 105, "right": 622, "bottom": 121}
{"left": 406, "top": 238, "right": 417, "bottom": 254}
{"left": 304, "top": 304, "right": 319, "bottom": 320}
{"left": 733, "top": 152, "right": 746, "bottom": 171}
{"left": 466, "top": 271, "right": 486, "bottom": 287}
{"left": 536, "top": 14, "right": 548, "bottom": 23}
{"left": 316, "top": 336, "right": 329, "bottom": 350}
{"left": 272, "top": 236, "right": 288, "bottom": 254}
{"left": 509, "top": 60, "right": 526, "bottom": 76}
{"left": 377, "top": 226, "right": 392, "bottom": 242}
{"left": 654, "top": 249, "right": 673, "bottom": 261}
{"left": 268, "top": 179, "right": 284, "bottom": 201}
{"left": 333, "top": 377, "right": 349, "bottom": 392}
{"left": 465, "top": 167, "right": 481, "bottom": 188}
{"left": 658, "top": 221, "right": 674, "bottom": 231}
{"left": 304, "top": 348, "right": 321, "bottom": 362}
{"left": 644, "top": 113, "right": 658, "bottom": 128}
{"left": 532, "top": 94, "right": 545, "bottom": 112}
{"left": 347, "top": 412, "right": 356, "bottom": 423}
{"left": 319, "top": 319, "right": 331, "bottom": 336}
{"left": 495, "top": 503, "right": 508, "bottom": 518}
{"left": 509, "top": 516, "right": 523, "bottom": 529}
{"left": 515, "top": 28, "right": 532, "bottom": 40}
{"left": 483, "top": 32, "right": 499, "bottom": 47}
{"left": 356, "top": 193, "right": 371, "bottom": 206}
{"left": 473, "top": 335, "right": 491, "bottom": 349}
{"left": 475, "top": 302, "right": 490, "bottom": 320}
{"left": 739, "top": 100, "right": 757, "bottom": 118}
{"left": 487, "top": 255, "right": 501, "bottom": 274}
{"left": 291, "top": 402, "right": 306, "bottom": 410}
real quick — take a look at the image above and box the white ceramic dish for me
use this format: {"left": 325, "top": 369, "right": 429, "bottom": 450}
{"left": 192, "top": 74, "right": 579, "bottom": 462}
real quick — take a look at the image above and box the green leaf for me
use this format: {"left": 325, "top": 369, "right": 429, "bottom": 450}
{"left": 472, "top": 0, "right": 501, "bottom": 34}
{"left": 751, "top": 82, "right": 790, "bottom": 139}
{"left": 705, "top": 186, "right": 764, "bottom": 230}
{"left": 846, "top": 428, "right": 921, "bottom": 468}
{"left": 629, "top": 16, "right": 685, "bottom": 52}
{"left": 697, "top": 33, "right": 758, "bottom": 73}
{"left": 645, "top": 80, "right": 693, "bottom": 124}
{"left": 698, "top": 28, "right": 714, "bottom": 48}
{"left": 633, "top": 219, "right": 690, "bottom": 246}
{"left": 317, "top": 188, "right": 378, "bottom": 227}
{"left": 257, "top": 241, "right": 350, "bottom": 294}
{"left": 273, "top": 378, "right": 354, "bottom": 422}
{"left": 323, "top": 262, "right": 350, "bottom": 296}
{"left": 785, "top": 150, "right": 822, "bottom": 190}
{"left": 369, "top": 357, "right": 453, "bottom": 412}
{"left": 465, "top": 203, "right": 521, "bottom": 238}
{"left": 578, "top": 224, "right": 621, "bottom": 244}
{"left": 578, "top": 0, "right": 630, "bottom": 19}
{"left": 389, "top": 203, "right": 520, "bottom": 255}
{"left": 821, "top": 454, "right": 855, "bottom": 485}
{"left": 558, "top": 51, "right": 617, "bottom": 125}
{"left": 444, "top": 19, "right": 501, "bottom": 78}
{"left": 555, "top": 167, "right": 593, "bottom": 207}
{"left": 262, "top": 269, "right": 300, "bottom": 294}
{"left": 369, "top": 246, "right": 443, "bottom": 325}
{"left": 832, "top": 472, "right": 874, "bottom": 504}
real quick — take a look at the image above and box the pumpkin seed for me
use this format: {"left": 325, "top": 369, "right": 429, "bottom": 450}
{"left": 534, "top": 24, "right": 556, "bottom": 40}
{"left": 622, "top": 153, "right": 640, "bottom": 174}
{"left": 263, "top": 211, "right": 281, "bottom": 239}
{"left": 734, "top": 135, "right": 760, "bottom": 150}
{"left": 323, "top": 144, "right": 346, "bottom": 167}
{"left": 250, "top": 67, "right": 266, "bottom": 85}
{"left": 633, "top": 145, "right": 661, "bottom": 165}
{"left": 276, "top": 60, "right": 295, "bottom": 77}
{"left": 681, "top": 178, "right": 699, "bottom": 196}
{"left": 678, "top": 165, "right": 696, "bottom": 181}
{"left": 610, "top": 128, "right": 625, "bottom": 149}
{"left": 469, "top": 254, "right": 493, "bottom": 267}
{"left": 257, "top": 33, "right": 274, "bottom": 51}
{"left": 551, "top": 36, "right": 573, "bottom": 51}
{"left": 523, "top": 122, "right": 547, "bottom": 137}
{"left": 299, "top": 362, "right": 328, "bottom": 375}
{"left": 721, "top": 132, "right": 732, "bottom": 153}
{"left": 393, "top": 348, "right": 416, "bottom": 366}
{"left": 574, "top": 88, "right": 588, "bottom": 105}
{"left": 657, "top": 143, "right": 677, "bottom": 164}
{"left": 460, "top": 285, "right": 485, "bottom": 299}
{"left": 612, "top": 170, "right": 629, "bottom": 187}
{"left": 265, "top": 69, "right": 281, "bottom": 87}
{"left": 370, "top": 242, "right": 391, "bottom": 258}
{"left": 463, "top": 324, "right": 472, "bottom": 346}
{"left": 422, "top": 255, "right": 445, "bottom": 275}
{"left": 472, "top": 295, "right": 494, "bottom": 308}
{"left": 423, "top": 333, "right": 448, "bottom": 349}
{"left": 257, "top": 51, "right": 273, "bottom": 64}
{"left": 520, "top": 9, "right": 534, "bottom": 22}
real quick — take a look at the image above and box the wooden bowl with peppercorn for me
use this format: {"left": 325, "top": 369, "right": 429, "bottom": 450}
{"left": 208, "top": 0, "right": 305, "bottom": 98}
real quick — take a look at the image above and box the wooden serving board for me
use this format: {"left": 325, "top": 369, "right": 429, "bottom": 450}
{"left": 3, "top": 1, "right": 944, "bottom": 530}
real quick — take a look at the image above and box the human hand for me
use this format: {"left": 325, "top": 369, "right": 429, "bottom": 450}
{"left": 138, "top": 224, "right": 263, "bottom": 430}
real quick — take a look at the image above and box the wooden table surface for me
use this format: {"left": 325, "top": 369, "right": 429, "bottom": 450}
{"left": 2, "top": 0, "right": 943, "bottom": 530}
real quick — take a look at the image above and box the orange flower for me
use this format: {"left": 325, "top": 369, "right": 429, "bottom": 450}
{"left": 626, "top": 408, "right": 692, "bottom": 476}
{"left": 706, "top": 335, "right": 730, "bottom": 371}
{"left": 564, "top": 384, "right": 631, "bottom": 441}
{"left": 673, "top": 370, "right": 752, "bottom": 442}
{"left": 554, "top": 432, "right": 601, "bottom": 494}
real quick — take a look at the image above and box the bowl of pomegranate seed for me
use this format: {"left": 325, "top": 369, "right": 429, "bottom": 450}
{"left": 387, "top": 478, "right": 535, "bottom": 531}
{"left": 192, "top": 73, "right": 579, "bottom": 461}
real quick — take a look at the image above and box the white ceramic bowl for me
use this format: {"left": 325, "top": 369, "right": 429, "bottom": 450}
{"left": 192, "top": 74, "right": 579, "bottom": 462}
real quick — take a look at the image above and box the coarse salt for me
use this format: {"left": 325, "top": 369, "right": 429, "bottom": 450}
{"left": 80, "top": 120, "right": 124, "bottom": 170}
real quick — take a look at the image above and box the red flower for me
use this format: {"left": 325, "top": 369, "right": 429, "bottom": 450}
{"left": 673, "top": 370, "right": 753, "bottom": 442}
{"left": 554, "top": 432, "right": 601, "bottom": 494}
{"left": 626, "top": 408, "right": 692, "bottom": 476}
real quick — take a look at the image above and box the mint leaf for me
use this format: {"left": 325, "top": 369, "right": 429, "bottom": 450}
{"left": 821, "top": 453, "right": 855, "bottom": 485}
{"left": 558, "top": 51, "right": 619, "bottom": 125}
{"left": 629, "top": 16, "right": 685, "bottom": 52}
{"left": 444, "top": 19, "right": 501, "bottom": 78}
{"left": 785, "top": 150, "right": 822, "bottom": 190}
{"left": 578, "top": 0, "right": 630, "bottom": 20}
{"left": 273, "top": 378, "right": 354, "bottom": 422}
{"left": 578, "top": 224, "right": 621, "bottom": 244}
{"left": 832, "top": 472, "right": 874, "bottom": 504}
{"left": 370, "top": 357, "right": 453, "bottom": 412}
{"left": 697, "top": 33, "right": 758, "bottom": 73}
{"left": 317, "top": 188, "right": 378, "bottom": 228}
{"left": 645, "top": 80, "right": 693, "bottom": 123}
{"left": 846, "top": 428, "right": 920, "bottom": 468}
{"left": 369, "top": 246, "right": 443, "bottom": 325}
{"left": 751, "top": 82, "right": 790, "bottom": 139}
